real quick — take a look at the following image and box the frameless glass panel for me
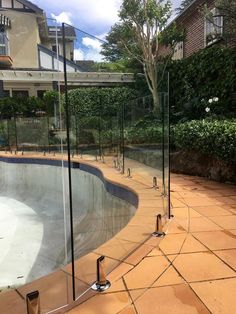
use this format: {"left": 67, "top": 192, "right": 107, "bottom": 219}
{"left": 62, "top": 23, "right": 140, "bottom": 303}
{"left": 0, "top": 18, "right": 72, "bottom": 313}
{"left": 62, "top": 21, "right": 170, "bottom": 305}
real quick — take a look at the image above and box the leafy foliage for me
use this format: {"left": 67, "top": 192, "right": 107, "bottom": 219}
{"left": 168, "top": 46, "right": 236, "bottom": 123}
{"left": 68, "top": 87, "right": 138, "bottom": 116}
{"left": 101, "top": 0, "right": 184, "bottom": 109}
{"left": 172, "top": 119, "right": 236, "bottom": 162}
{"left": 0, "top": 96, "right": 44, "bottom": 118}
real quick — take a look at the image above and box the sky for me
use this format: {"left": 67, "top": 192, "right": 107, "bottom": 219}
{"left": 31, "top": 0, "right": 182, "bottom": 61}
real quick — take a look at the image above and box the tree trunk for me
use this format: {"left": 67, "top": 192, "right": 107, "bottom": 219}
{"left": 152, "top": 86, "right": 159, "bottom": 115}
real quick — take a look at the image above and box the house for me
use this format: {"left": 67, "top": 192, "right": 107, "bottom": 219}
{"left": 0, "top": 0, "right": 133, "bottom": 97}
{"left": 159, "top": 0, "right": 235, "bottom": 60}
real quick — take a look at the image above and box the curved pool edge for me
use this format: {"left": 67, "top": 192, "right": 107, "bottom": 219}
{"left": 0, "top": 154, "right": 165, "bottom": 313}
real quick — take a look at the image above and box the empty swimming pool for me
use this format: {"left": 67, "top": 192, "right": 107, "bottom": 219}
{"left": 0, "top": 157, "right": 137, "bottom": 290}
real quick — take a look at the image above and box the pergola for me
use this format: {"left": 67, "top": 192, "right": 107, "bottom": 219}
{"left": 0, "top": 70, "right": 134, "bottom": 87}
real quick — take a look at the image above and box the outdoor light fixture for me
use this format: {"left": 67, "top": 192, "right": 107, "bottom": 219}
{"left": 91, "top": 256, "right": 111, "bottom": 292}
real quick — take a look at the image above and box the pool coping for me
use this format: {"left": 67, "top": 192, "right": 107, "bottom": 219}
{"left": 0, "top": 153, "right": 165, "bottom": 313}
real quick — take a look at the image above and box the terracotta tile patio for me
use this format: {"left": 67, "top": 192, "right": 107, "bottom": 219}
{"left": 0, "top": 153, "right": 235, "bottom": 313}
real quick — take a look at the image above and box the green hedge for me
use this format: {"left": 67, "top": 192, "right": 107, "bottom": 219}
{"left": 171, "top": 119, "right": 236, "bottom": 162}
{"left": 168, "top": 47, "right": 236, "bottom": 123}
{"left": 68, "top": 87, "right": 138, "bottom": 117}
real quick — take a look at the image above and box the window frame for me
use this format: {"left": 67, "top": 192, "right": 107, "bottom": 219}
{"left": 204, "top": 8, "right": 223, "bottom": 47}
{"left": 0, "top": 26, "right": 9, "bottom": 56}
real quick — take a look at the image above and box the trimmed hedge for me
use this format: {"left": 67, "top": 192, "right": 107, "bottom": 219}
{"left": 171, "top": 119, "right": 236, "bottom": 162}
{"left": 68, "top": 87, "right": 138, "bottom": 116}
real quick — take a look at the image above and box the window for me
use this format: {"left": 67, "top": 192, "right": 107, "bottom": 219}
{"left": 12, "top": 90, "right": 29, "bottom": 98}
{"left": 205, "top": 8, "right": 223, "bottom": 46}
{"left": 3, "top": 90, "right": 10, "bottom": 97}
{"left": 0, "top": 26, "right": 9, "bottom": 55}
{"left": 52, "top": 44, "right": 59, "bottom": 54}
{"left": 173, "top": 41, "right": 184, "bottom": 60}
{"left": 37, "top": 90, "right": 46, "bottom": 99}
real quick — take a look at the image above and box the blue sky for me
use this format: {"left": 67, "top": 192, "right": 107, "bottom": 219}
{"left": 32, "top": 0, "right": 182, "bottom": 61}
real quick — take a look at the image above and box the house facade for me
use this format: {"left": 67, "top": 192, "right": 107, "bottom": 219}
{"left": 159, "top": 0, "right": 235, "bottom": 60}
{"left": 0, "top": 0, "right": 133, "bottom": 97}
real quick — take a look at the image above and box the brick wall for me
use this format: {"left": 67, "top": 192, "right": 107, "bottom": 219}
{"left": 158, "top": 0, "right": 217, "bottom": 58}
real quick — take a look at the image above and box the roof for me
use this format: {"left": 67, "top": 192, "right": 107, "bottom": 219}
{"left": 169, "top": 0, "right": 201, "bottom": 26}
{"left": 48, "top": 26, "right": 76, "bottom": 38}
{"left": 17, "top": 0, "right": 43, "bottom": 14}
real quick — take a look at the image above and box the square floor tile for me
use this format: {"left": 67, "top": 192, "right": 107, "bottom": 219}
{"left": 173, "top": 252, "right": 235, "bottom": 282}
{"left": 135, "top": 284, "right": 210, "bottom": 314}
{"left": 209, "top": 215, "right": 236, "bottom": 230}
{"left": 0, "top": 290, "right": 25, "bottom": 314}
{"left": 172, "top": 207, "right": 202, "bottom": 218}
{"left": 193, "top": 205, "right": 232, "bottom": 217}
{"left": 181, "top": 197, "right": 223, "bottom": 206}
{"left": 124, "top": 244, "right": 153, "bottom": 265}
{"left": 193, "top": 230, "right": 236, "bottom": 250}
{"left": 124, "top": 256, "right": 169, "bottom": 289}
{"left": 191, "top": 278, "right": 236, "bottom": 314}
{"left": 178, "top": 217, "right": 222, "bottom": 232}
{"left": 68, "top": 291, "right": 131, "bottom": 314}
{"left": 153, "top": 266, "right": 184, "bottom": 287}
{"left": 159, "top": 234, "right": 207, "bottom": 255}
{"left": 214, "top": 249, "right": 236, "bottom": 271}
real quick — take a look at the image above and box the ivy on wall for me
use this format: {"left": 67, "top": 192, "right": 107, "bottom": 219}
{"left": 168, "top": 46, "right": 236, "bottom": 123}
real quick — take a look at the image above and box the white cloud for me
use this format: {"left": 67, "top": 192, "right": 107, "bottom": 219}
{"left": 51, "top": 12, "right": 73, "bottom": 25}
{"left": 34, "top": 0, "right": 121, "bottom": 32}
{"left": 74, "top": 48, "right": 84, "bottom": 60}
{"left": 97, "top": 32, "right": 108, "bottom": 41}
{"left": 82, "top": 37, "right": 102, "bottom": 51}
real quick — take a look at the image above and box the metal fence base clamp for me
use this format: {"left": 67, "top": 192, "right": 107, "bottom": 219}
{"left": 26, "top": 291, "right": 40, "bottom": 314}
{"left": 127, "top": 168, "right": 132, "bottom": 178}
{"left": 152, "top": 176, "right": 159, "bottom": 189}
{"left": 91, "top": 256, "right": 111, "bottom": 292}
{"left": 152, "top": 214, "right": 165, "bottom": 238}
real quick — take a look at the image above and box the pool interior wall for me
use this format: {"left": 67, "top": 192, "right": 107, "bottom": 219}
{"left": 0, "top": 159, "right": 136, "bottom": 290}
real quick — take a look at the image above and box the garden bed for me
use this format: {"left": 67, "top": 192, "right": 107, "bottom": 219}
{"left": 171, "top": 149, "right": 236, "bottom": 183}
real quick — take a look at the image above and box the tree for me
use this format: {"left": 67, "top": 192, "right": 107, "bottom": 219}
{"left": 102, "top": 0, "right": 184, "bottom": 110}
{"left": 176, "top": 0, "right": 194, "bottom": 15}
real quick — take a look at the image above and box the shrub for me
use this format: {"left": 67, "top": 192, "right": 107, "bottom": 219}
{"left": 168, "top": 46, "right": 236, "bottom": 123}
{"left": 68, "top": 87, "right": 138, "bottom": 117}
{"left": 171, "top": 119, "right": 236, "bottom": 162}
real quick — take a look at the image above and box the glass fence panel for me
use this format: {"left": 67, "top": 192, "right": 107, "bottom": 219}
{"left": 123, "top": 91, "right": 170, "bottom": 217}
{"left": 0, "top": 18, "right": 72, "bottom": 313}
{"left": 62, "top": 23, "right": 170, "bottom": 305}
